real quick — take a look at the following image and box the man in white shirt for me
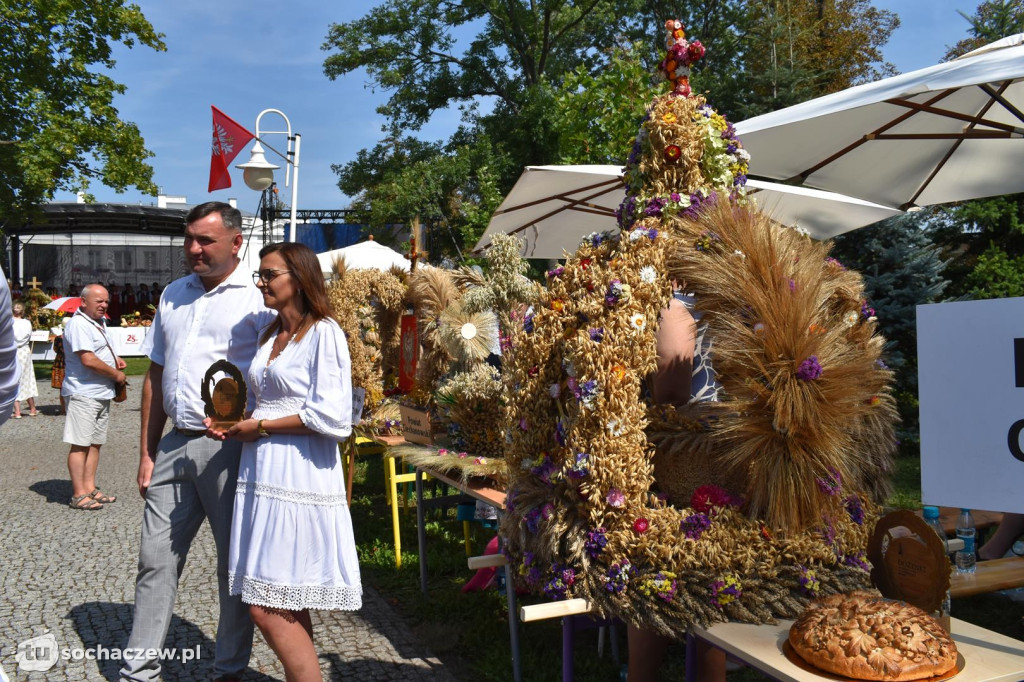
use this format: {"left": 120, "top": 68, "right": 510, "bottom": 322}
{"left": 62, "top": 284, "right": 127, "bottom": 510}
{"left": 120, "top": 203, "right": 273, "bottom": 682}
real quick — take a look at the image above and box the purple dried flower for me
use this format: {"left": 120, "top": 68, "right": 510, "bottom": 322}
{"left": 546, "top": 265, "right": 565, "bottom": 279}
{"left": 825, "top": 257, "right": 845, "bottom": 270}
{"left": 644, "top": 197, "right": 667, "bottom": 217}
{"left": 796, "top": 356, "right": 823, "bottom": 381}
{"left": 843, "top": 552, "right": 871, "bottom": 572}
{"left": 861, "top": 300, "right": 876, "bottom": 318}
{"left": 588, "top": 327, "right": 604, "bottom": 342}
{"left": 525, "top": 507, "right": 542, "bottom": 533}
{"left": 567, "top": 452, "right": 590, "bottom": 480}
{"left": 816, "top": 467, "right": 841, "bottom": 496}
{"left": 844, "top": 494, "right": 865, "bottom": 525}
{"left": 670, "top": 192, "right": 682, "bottom": 202}
{"left": 681, "top": 512, "right": 712, "bottom": 540}
{"left": 710, "top": 575, "right": 742, "bottom": 609}
{"left": 555, "top": 418, "right": 567, "bottom": 446}
{"left": 543, "top": 563, "right": 576, "bottom": 599}
{"left": 605, "top": 561, "right": 633, "bottom": 594}
{"left": 798, "top": 566, "right": 821, "bottom": 596}
{"left": 585, "top": 527, "right": 608, "bottom": 558}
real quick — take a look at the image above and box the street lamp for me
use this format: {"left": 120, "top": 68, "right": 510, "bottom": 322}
{"left": 236, "top": 109, "right": 301, "bottom": 242}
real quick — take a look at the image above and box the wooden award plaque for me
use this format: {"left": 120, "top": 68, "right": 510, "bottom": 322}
{"left": 201, "top": 360, "right": 247, "bottom": 430}
{"left": 868, "top": 510, "right": 951, "bottom": 629}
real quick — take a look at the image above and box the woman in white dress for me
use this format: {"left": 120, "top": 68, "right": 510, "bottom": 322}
{"left": 11, "top": 302, "right": 38, "bottom": 418}
{"left": 207, "top": 242, "right": 361, "bottom": 681}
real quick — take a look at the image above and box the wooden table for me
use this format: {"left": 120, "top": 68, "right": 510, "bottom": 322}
{"left": 688, "top": 617, "right": 1024, "bottom": 682}
{"left": 369, "top": 434, "right": 417, "bottom": 568}
{"left": 413, "top": 464, "right": 517, "bottom": 680}
{"left": 951, "top": 556, "right": 1024, "bottom": 598}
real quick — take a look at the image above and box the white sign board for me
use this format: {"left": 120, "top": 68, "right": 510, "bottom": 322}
{"left": 108, "top": 327, "right": 148, "bottom": 357}
{"left": 917, "top": 297, "right": 1024, "bottom": 514}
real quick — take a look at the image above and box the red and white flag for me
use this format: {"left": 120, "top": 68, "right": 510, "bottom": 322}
{"left": 208, "top": 106, "right": 255, "bottom": 192}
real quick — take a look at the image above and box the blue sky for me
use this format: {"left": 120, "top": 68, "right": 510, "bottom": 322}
{"left": 53, "top": 1, "right": 984, "bottom": 213}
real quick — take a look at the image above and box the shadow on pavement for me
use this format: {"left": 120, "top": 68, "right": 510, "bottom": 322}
{"left": 320, "top": 652, "right": 445, "bottom": 680}
{"left": 66, "top": 602, "right": 277, "bottom": 681}
{"left": 29, "top": 479, "right": 72, "bottom": 505}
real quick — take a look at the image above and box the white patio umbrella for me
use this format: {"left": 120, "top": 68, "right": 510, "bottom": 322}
{"left": 735, "top": 33, "right": 1024, "bottom": 210}
{"left": 316, "top": 239, "right": 410, "bottom": 277}
{"left": 473, "top": 165, "right": 902, "bottom": 259}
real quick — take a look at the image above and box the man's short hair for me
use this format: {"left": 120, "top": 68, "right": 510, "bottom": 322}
{"left": 186, "top": 201, "right": 242, "bottom": 232}
{"left": 80, "top": 283, "right": 107, "bottom": 300}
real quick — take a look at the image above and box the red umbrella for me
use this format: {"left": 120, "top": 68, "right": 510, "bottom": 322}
{"left": 42, "top": 296, "right": 82, "bottom": 313}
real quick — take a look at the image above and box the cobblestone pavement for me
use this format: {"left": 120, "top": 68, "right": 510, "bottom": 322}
{"left": 0, "top": 384, "right": 456, "bottom": 681}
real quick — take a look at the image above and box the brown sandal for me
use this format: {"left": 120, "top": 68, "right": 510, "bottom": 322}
{"left": 88, "top": 488, "right": 116, "bottom": 504}
{"left": 70, "top": 494, "right": 103, "bottom": 510}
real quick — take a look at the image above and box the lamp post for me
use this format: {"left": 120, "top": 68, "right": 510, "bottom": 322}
{"left": 236, "top": 109, "right": 301, "bottom": 242}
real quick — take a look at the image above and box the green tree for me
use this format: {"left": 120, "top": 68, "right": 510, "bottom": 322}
{"left": 831, "top": 213, "right": 949, "bottom": 455}
{"left": 738, "top": 0, "right": 899, "bottom": 117}
{"left": 943, "top": 0, "right": 1024, "bottom": 59}
{"left": 0, "top": 1, "right": 166, "bottom": 225}
{"left": 322, "top": 1, "right": 755, "bottom": 256}
{"left": 553, "top": 42, "right": 660, "bottom": 165}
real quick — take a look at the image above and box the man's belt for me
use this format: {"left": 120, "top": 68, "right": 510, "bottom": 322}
{"left": 173, "top": 427, "right": 207, "bottom": 438}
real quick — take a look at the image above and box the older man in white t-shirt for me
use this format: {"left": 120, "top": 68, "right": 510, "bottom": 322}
{"left": 63, "top": 283, "right": 127, "bottom": 511}
{"left": 120, "top": 202, "right": 274, "bottom": 682}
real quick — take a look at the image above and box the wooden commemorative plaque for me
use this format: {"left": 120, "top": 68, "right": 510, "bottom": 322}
{"left": 868, "top": 510, "right": 951, "bottom": 625}
{"left": 201, "top": 360, "right": 247, "bottom": 430}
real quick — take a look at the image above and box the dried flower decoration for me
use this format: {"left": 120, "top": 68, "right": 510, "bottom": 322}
{"left": 629, "top": 313, "right": 647, "bottom": 333}
{"left": 605, "top": 560, "right": 633, "bottom": 594}
{"left": 798, "top": 566, "right": 820, "bottom": 596}
{"left": 690, "top": 485, "right": 737, "bottom": 515}
{"left": 710, "top": 574, "right": 742, "bottom": 609}
{"left": 640, "top": 572, "right": 678, "bottom": 602}
{"left": 567, "top": 452, "right": 591, "bottom": 479}
{"left": 606, "top": 488, "right": 626, "bottom": 508}
{"left": 681, "top": 512, "right": 711, "bottom": 540}
{"left": 796, "top": 356, "right": 823, "bottom": 381}
{"left": 585, "top": 527, "right": 608, "bottom": 558}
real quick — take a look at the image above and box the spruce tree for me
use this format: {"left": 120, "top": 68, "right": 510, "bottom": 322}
{"left": 831, "top": 214, "right": 949, "bottom": 455}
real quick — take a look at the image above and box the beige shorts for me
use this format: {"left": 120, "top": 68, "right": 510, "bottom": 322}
{"left": 63, "top": 395, "right": 111, "bottom": 446}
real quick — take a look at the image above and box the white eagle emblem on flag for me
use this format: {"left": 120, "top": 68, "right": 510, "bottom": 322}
{"left": 212, "top": 123, "right": 234, "bottom": 156}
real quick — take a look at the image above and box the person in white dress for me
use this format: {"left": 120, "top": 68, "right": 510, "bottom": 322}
{"left": 11, "top": 302, "right": 38, "bottom": 418}
{"left": 207, "top": 241, "right": 361, "bottom": 682}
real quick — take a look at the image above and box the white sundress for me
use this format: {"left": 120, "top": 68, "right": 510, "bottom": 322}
{"left": 227, "top": 318, "right": 362, "bottom": 611}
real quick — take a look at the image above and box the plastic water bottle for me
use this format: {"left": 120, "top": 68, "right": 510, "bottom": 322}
{"left": 922, "top": 506, "right": 952, "bottom": 618}
{"left": 955, "top": 508, "right": 976, "bottom": 574}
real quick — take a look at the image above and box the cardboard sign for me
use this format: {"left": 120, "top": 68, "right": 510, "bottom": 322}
{"left": 917, "top": 297, "right": 1024, "bottom": 513}
{"left": 399, "top": 314, "right": 418, "bottom": 393}
{"left": 399, "top": 404, "right": 432, "bottom": 445}
{"left": 351, "top": 387, "right": 366, "bottom": 425}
